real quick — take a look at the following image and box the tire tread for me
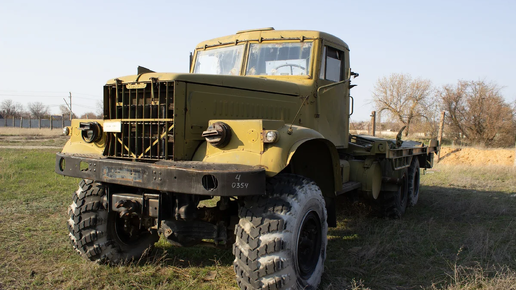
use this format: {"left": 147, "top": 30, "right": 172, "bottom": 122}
{"left": 233, "top": 173, "right": 327, "bottom": 290}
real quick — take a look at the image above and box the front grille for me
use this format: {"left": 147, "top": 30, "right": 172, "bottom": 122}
{"left": 104, "top": 80, "right": 174, "bottom": 160}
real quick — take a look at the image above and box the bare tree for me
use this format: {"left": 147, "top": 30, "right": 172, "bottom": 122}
{"left": 410, "top": 94, "right": 442, "bottom": 138}
{"left": 80, "top": 112, "right": 98, "bottom": 119}
{"left": 0, "top": 99, "right": 24, "bottom": 118}
{"left": 372, "top": 73, "right": 433, "bottom": 136}
{"left": 59, "top": 104, "right": 76, "bottom": 119}
{"left": 438, "top": 80, "right": 516, "bottom": 147}
{"left": 27, "top": 102, "right": 50, "bottom": 118}
{"left": 95, "top": 100, "right": 104, "bottom": 118}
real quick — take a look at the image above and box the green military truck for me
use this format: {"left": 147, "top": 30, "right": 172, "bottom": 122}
{"left": 56, "top": 28, "right": 437, "bottom": 290}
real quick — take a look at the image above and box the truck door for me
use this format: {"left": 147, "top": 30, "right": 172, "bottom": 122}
{"left": 316, "top": 45, "right": 350, "bottom": 148}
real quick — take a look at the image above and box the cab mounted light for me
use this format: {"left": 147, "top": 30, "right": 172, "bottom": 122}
{"left": 79, "top": 122, "right": 103, "bottom": 143}
{"left": 202, "top": 122, "right": 232, "bottom": 148}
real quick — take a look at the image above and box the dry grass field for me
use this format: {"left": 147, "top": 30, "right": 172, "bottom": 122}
{"left": 0, "top": 130, "right": 515, "bottom": 289}
{"left": 0, "top": 127, "right": 63, "bottom": 136}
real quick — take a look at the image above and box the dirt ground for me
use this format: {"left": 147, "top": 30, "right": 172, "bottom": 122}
{"left": 438, "top": 146, "right": 515, "bottom": 166}
{"left": 0, "top": 127, "right": 66, "bottom": 149}
{"left": 0, "top": 127, "right": 63, "bottom": 136}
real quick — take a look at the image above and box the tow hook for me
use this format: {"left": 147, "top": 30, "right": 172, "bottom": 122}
{"left": 115, "top": 199, "right": 141, "bottom": 219}
{"left": 115, "top": 199, "right": 142, "bottom": 235}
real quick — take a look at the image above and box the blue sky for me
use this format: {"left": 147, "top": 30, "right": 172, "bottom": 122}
{"left": 0, "top": 0, "right": 514, "bottom": 121}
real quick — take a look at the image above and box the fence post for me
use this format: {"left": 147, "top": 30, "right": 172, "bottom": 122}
{"left": 39, "top": 118, "right": 41, "bottom": 129}
{"left": 12, "top": 116, "right": 15, "bottom": 127}
{"left": 61, "top": 114, "right": 65, "bottom": 128}
{"left": 370, "top": 111, "right": 376, "bottom": 136}
{"left": 29, "top": 116, "right": 32, "bottom": 128}
{"left": 436, "top": 111, "right": 446, "bottom": 163}
{"left": 20, "top": 117, "right": 23, "bottom": 128}
{"left": 50, "top": 116, "right": 53, "bottom": 130}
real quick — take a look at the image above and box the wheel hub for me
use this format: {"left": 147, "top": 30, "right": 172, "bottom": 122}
{"left": 297, "top": 210, "right": 322, "bottom": 279}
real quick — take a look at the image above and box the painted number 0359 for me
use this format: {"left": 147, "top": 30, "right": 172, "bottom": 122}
{"left": 232, "top": 174, "right": 249, "bottom": 189}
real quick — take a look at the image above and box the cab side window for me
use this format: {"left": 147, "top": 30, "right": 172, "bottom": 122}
{"left": 319, "top": 46, "right": 343, "bottom": 82}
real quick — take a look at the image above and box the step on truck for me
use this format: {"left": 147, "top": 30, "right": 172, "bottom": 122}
{"left": 56, "top": 28, "right": 438, "bottom": 290}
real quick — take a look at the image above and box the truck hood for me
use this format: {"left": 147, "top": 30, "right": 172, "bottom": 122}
{"left": 106, "top": 73, "right": 302, "bottom": 96}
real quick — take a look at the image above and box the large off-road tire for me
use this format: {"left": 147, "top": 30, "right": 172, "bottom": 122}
{"left": 378, "top": 172, "right": 408, "bottom": 219}
{"left": 67, "top": 179, "right": 159, "bottom": 264}
{"left": 407, "top": 158, "right": 420, "bottom": 207}
{"left": 233, "top": 174, "right": 328, "bottom": 290}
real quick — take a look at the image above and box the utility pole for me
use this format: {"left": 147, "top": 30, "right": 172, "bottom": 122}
{"left": 63, "top": 92, "right": 73, "bottom": 120}
{"left": 69, "top": 92, "right": 72, "bottom": 120}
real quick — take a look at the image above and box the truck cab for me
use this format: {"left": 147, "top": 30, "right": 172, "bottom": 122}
{"left": 191, "top": 27, "right": 353, "bottom": 148}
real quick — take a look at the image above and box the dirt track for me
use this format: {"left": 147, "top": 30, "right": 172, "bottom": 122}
{"left": 0, "top": 128, "right": 66, "bottom": 149}
{"left": 438, "top": 147, "right": 515, "bottom": 166}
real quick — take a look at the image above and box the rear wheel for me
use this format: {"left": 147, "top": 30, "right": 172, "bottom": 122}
{"left": 407, "top": 158, "right": 421, "bottom": 207}
{"left": 233, "top": 174, "right": 327, "bottom": 290}
{"left": 378, "top": 172, "right": 408, "bottom": 218}
{"left": 67, "top": 179, "right": 159, "bottom": 263}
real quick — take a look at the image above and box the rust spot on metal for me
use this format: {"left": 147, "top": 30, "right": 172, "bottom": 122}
{"left": 102, "top": 167, "right": 143, "bottom": 182}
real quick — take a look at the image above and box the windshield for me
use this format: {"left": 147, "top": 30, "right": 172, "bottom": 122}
{"left": 246, "top": 42, "right": 312, "bottom": 76}
{"left": 193, "top": 45, "right": 245, "bottom": 75}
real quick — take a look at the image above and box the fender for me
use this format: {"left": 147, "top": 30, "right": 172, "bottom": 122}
{"left": 287, "top": 137, "right": 342, "bottom": 194}
{"left": 193, "top": 119, "right": 342, "bottom": 193}
{"left": 61, "top": 119, "right": 107, "bottom": 156}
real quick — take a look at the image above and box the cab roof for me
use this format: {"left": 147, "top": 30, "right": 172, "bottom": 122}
{"left": 195, "top": 28, "right": 349, "bottom": 51}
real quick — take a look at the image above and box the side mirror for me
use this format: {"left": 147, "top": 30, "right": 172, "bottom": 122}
{"left": 189, "top": 52, "right": 193, "bottom": 72}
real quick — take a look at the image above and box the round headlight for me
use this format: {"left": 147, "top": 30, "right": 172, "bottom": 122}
{"left": 62, "top": 126, "right": 70, "bottom": 136}
{"left": 264, "top": 130, "right": 279, "bottom": 143}
{"left": 79, "top": 122, "right": 103, "bottom": 143}
{"left": 201, "top": 122, "right": 232, "bottom": 148}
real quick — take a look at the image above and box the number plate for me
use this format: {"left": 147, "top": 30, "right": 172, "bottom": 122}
{"left": 103, "top": 121, "right": 121, "bottom": 132}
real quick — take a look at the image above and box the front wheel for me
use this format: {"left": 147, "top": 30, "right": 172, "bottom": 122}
{"left": 67, "top": 180, "right": 159, "bottom": 264}
{"left": 233, "top": 174, "right": 328, "bottom": 290}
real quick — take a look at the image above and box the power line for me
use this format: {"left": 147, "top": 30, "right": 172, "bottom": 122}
{"left": 0, "top": 90, "right": 67, "bottom": 94}
{"left": 0, "top": 94, "right": 100, "bottom": 101}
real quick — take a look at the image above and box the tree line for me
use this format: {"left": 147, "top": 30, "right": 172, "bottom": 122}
{"left": 0, "top": 100, "right": 102, "bottom": 120}
{"left": 371, "top": 73, "right": 516, "bottom": 147}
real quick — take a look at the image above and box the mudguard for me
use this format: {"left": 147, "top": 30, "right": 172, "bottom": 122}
{"left": 193, "top": 119, "right": 342, "bottom": 191}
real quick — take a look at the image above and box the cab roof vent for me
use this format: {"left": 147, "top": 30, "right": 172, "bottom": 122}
{"left": 236, "top": 27, "right": 275, "bottom": 34}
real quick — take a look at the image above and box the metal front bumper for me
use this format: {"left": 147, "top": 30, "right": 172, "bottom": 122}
{"left": 55, "top": 153, "right": 266, "bottom": 196}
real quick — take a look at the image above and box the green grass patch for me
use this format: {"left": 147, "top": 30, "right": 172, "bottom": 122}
{"left": 0, "top": 151, "right": 515, "bottom": 289}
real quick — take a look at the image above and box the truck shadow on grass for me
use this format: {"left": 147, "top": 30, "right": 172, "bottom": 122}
{"left": 321, "top": 185, "right": 516, "bottom": 289}
{"left": 136, "top": 185, "right": 516, "bottom": 289}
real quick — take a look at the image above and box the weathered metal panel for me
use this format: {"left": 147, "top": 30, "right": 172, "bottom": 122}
{"left": 55, "top": 153, "right": 266, "bottom": 196}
